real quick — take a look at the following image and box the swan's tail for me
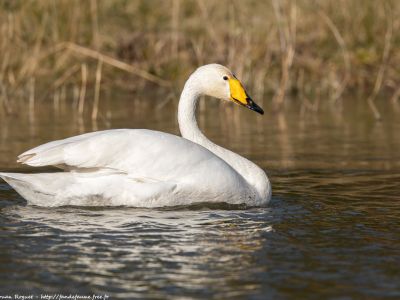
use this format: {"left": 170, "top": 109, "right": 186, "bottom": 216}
{"left": 0, "top": 172, "right": 69, "bottom": 206}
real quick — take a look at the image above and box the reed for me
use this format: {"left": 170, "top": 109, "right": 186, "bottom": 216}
{"left": 0, "top": 0, "right": 399, "bottom": 118}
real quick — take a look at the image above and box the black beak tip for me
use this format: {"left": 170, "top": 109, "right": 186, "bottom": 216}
{"left": 246, "top": 98, "right": 264, "bottom": 115}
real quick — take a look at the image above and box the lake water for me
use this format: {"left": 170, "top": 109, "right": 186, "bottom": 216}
{"left": 1, "top": 94, "right": 400, "bottom": 299}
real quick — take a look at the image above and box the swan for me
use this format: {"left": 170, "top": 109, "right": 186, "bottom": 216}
{"left": 0, "top": 64, "right": 271, "bottom": 207}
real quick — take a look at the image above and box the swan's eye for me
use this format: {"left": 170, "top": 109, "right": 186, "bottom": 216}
{"left": 223, "top": 76, "right": 228, "bottom": 81}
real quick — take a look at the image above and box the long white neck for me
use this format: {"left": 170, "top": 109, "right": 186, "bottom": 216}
{"left": 178, "top": 75, "right": 270, "bottom": 200}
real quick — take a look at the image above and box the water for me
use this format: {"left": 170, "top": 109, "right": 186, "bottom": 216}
{"left": 1, "top": 95, "right": 400, "bottom": 299}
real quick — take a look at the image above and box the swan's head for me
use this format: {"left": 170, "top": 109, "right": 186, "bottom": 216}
{"left": 191, "top": 64, "right": 264, "bottom": 115}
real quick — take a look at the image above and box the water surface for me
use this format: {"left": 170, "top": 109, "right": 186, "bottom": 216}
{"left": 1, "top": 95, "right": 400, "bottom": 299}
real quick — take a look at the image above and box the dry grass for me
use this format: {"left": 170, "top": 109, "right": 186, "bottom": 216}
{"left": 0, "top": 0, "right": 399, "bottom": 119}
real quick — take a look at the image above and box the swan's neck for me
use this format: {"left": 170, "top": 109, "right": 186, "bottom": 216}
{"left": 178, "top": 76, "right": 269, "bottom": 200}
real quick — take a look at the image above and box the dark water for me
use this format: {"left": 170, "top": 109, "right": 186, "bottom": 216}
{"left": 1, "top": 95, "right": 400, "bottom": 299}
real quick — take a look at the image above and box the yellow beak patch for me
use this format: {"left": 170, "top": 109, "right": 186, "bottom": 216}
{"left": 229, "top": 78, "right": 248, "bottom": 105}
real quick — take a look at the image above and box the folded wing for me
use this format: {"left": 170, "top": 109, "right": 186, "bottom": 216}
{"left": 17, "top": 129, "right": 233, "bottom": 181}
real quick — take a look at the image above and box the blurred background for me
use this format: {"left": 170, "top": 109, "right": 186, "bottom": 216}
{"left": 1, "top": 2, "right": 400, "bottom": 298}
{"left": 0, "top": 0, "right": 399, "bottom": 169}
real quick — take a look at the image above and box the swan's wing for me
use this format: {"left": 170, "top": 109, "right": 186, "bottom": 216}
{"left": 17, "top": 129, "right": 229, "bottom": 180}
{"left": 17, "top": 129, "right": 127, "bottom": 168}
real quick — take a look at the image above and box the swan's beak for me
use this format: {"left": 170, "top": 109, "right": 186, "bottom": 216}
{"left": 229, "top": 78, "right": 264, "bottom": 115}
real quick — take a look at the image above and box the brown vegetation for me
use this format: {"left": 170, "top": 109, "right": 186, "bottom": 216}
{"left": 0, "top": 0, "right": 399, "bottom": 119}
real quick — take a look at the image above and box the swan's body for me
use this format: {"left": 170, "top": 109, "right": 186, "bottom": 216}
{"left": 0, "top": 64, "right": 271, "bottom": 207}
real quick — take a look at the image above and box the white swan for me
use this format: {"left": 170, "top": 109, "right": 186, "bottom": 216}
{"left": 0, "top": 64, "right": 271, "bottom": 207}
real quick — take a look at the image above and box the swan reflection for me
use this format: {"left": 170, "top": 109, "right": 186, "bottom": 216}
{"left": 4, "top": 205, "right": 273, "bottom": 297}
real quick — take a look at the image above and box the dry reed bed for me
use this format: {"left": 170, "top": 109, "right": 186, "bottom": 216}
{"left": 0, "top": 0, "right": 399, "bottom": 120}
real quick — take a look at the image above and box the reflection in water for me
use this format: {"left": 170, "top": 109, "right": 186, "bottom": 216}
{"left": 1, "top": 95, "right": 400, "bottom": 298}
{"left": 1, "top": 201, "right": 274, "bottom": 298}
